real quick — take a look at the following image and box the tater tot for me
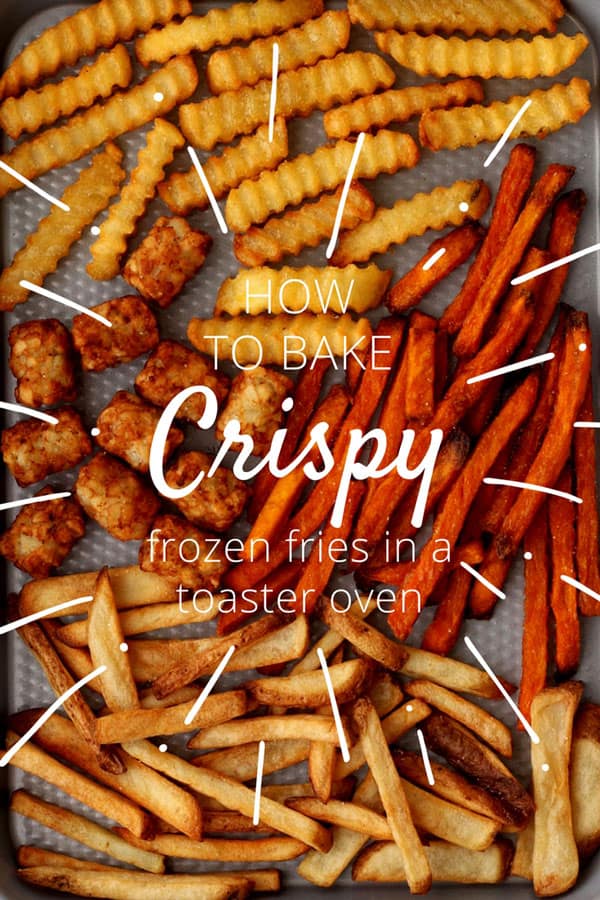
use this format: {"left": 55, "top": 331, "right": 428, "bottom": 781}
{"left": 72, "top": 295, "right": 159, "bottom": 372}
{"left": 139, "top": 513, "right": 229, "bottom": 590}
{"left": 95, "top": 391, "right": 184, "bottom": 473}
{"left": 166, "top": 451, "right": 250, "bottom": 532}
{"left": 8, "top": 319, "right": 76, "bottom": 407}
{"left": 216, "top": 366, "right": 293, "bottom": 455}
{"left": 2, "top": 408, "right": 91, "bottom": 487}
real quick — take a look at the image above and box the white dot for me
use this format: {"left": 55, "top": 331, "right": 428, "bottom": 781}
{"left": 459, "top": 202, "right": 469, "bottom": 213}
{"left": 154, "top": 92, "right": 164, "bottom": 103}
{"left": 542, "top": 763, "right": 550, "bottom": 772}
{"left": 90, "top": 225, "right": 100, "bottom": 236}
{"left": 282, "top": 397, "right": 293, "bottom": 412}
{"left": 406, "top": 704, "right": 413, "bottom": 712}
{"left": 90, "top": 427, "right": 100, "bottom": 437}
{"left": 524, "top": 551, "right": 533, "bottom": 561}
{"left": 159, "top": 743, "right": 168, "bottom": 752}
{"left": 579, "top": 343, "right": 588, "bottom": 352}
{"left": 119, "top": 642, "right": 129, "bottom": 653}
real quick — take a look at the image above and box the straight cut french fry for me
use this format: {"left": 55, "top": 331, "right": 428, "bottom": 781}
{"left": 317, "top": 601, "right": 408, "bottom": 671}
{"left": 188, "top": 714, "right": 349, "bottom": 750}
{"left": 199, "top": 739, "right": 311, "bottom": 779}
{"left": 135, "top": 0, "right": 323, "bottom": 65}
{"left": 225, "top": 131, "right": 419, "bottom": 232}
{"left": 0, "top": 56, "right": 198, "bottom": 200}
{"left": 88, "top": 569, "right": 138, "bottom": 713}
{"left": 180, "top": 52, "right": 394, "bottom": 149}
{"left": 332, "top": 180, "right": 490, "bottom": 265}
{"left": 0, "top": 46, "right": 133, "bottom": 139}
{"left": 419, "top": 79, "right": 591, "bottom": 153}
{"left": 87, "top": 119, "right": 184, "bottom": 280}
{"left": 0, "top": 0, "right": 190, "bottom": 99}
{"left": 571, "top": 703, "right": 600, "bottom": 858}
{"left": 17, "top": 847, "right": 115, "bottom": 872}
{"left": 115, "top": 830, "right": 306, "bottom": 861}
{"left": 324, "top": 78, "right": 483, "bottom": 140}
{"left": 245, "top": 659, "right": 373, "bottom": 708}
{"left": 158, "top": 118, "right": 288, "bottom": 216}
{"left": 352, "top": 839, "right": 514, "bottom": 885}
{"left": 0, "top": 144, "right": 125, "bottom": 311}
{"left": 376, "top": 31, "right": 588, "bottom": 79}
{"left": 207, "top": 11, "right": 351, "bottom": 92}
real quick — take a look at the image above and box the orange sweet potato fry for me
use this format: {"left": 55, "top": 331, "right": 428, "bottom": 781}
{"left": 421, "top": 563, "right": 473, "bottom": 654}
{"left": 405, "top": 312, "right": 436, "bottom": 424}
{"left": 549, "top": 466, "right": 580, "bottom": 676}
{"left": 217, "top": 560, "right": 302, "bottom": 635}
{"left": 573, "top": 379, "right": 600, "bottom": 616}
{"left": 518, "top": 508, "right": 549, "bottom": 726}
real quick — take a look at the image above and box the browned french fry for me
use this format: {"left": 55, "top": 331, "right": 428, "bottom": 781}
{"left": 352, "top": 839, "right": 514, "bottom": 885}
{"left": 115, "top": 829, "right": 306, "bottom": 861}
{"left": 317, "top": 600, "right": 408, "bottom": 671}
{"left": 188, "top": 714, "right": 350, "bottom": 750}
{"left": 245, "top": 659, "right": 374, "bottom": 708}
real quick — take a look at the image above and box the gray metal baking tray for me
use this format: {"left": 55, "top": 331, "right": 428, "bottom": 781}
{"left": 2, "top": 1, "right": 600, "bottom": 896}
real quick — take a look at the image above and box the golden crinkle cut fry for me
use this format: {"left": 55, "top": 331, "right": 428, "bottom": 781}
{"left": 332, "top": 179, "right": 490, "bottom": 265}
{"left": 0, "top": 46, "right": 133, "bottom": 140}
{"left": 215, "top": 264, "right": 390, "bottom": 316}
{"left": 352, "top": 839, "right": 514, "bottom": 885}
{"left": 0, "top": 55, "right": 198, "bottom": 200}
{"left": 0, "top": 0, "right": 190, "bottom": 99}
{"left": 420, "top": 78, "right": 591, "bottom": 152}
{"left": 324, "top": 78, "right": 484, "bottom": 140}
{"left": 188, "top": 313, "right": 373, "bottom": 367}
{"left": 0, "top": 143, "right": 125, "bottom": 312}
{"left": 135, "top": 0, "right": 324, "bottom": 66}
{"left": 233, "top": 182, "right": 375, "bottom": 266}
{"left": 158, "top": 118, "right": 288, "bottom": 216}
{"left": 375, "top": 31, "right": 589, "bottom": 80}
{"left": 179, "top": 52, "right": 395, "bottom": 150}
{"left": 87, "top": 119, "right": 184, "bottom": 281}
{"left": 207, "top": 10, "right": 351, "bottom": 93}
{"left": 347, "top": 0, "right": 565, "bottom": 36}
{"left": 226, "top": 131, "right": 419, "bottom": 232}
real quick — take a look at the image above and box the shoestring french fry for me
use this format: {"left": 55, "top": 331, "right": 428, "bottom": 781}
{"left": 0, "top": 144, "right": 125, "bottom": 311}
{"left": 324, "top": 78, "right": 484, "bottom": 140}
{"left": 225, "top": 131, "right": 419, "bottom": 232}
{"left": 0, "top": 0, "right": 190, "bottom": 99}
{"left": 233, "top": 183, "right": 375, "bottom": 267}
{"left": 549, "top": 467, "right": 580, "bottom": 676}
{"left": 158, "top": 118, "right": 288, "bottom": 216}
{"left": 440, "top": 144, "right": 536, "bottom": 335}
{"left": 88, "top": 569, "right": 139, "bottom": 714}
{"left": 531, "top": 683, "right": 583, "bottom": 897}
{"left": 188, "top": 313, "right": 373, "bottom": 367}
{"left": 376, "top": 31, "right": 588, "bottom": 79}
{"left": 0, "top": 55, "right": 198, "bottom": 200}
{"left": 135, "top": 0, "right": 323, "bottom": 66}
{"left": 352, "top": 839, "right": 514, "bottom": 885}
{"left": 0, "top": 45, "right": 132, "bottom": 140}
{"left": 420, "top": 79, "right": 591, "bottom": 153}
{"left": 87, "top": 119, "right": 184, "bottom": 281}
{"left": 207, "top": 10, "right": 351, "bottom": 93}
{"left": 332, "top": 180, "right": 490, "bottom": 265}
{"left": 347, "top": 0, "right": 565, "bottom": 36}
{"left": 180, "top": 52, "right": 395, "bottom": 150}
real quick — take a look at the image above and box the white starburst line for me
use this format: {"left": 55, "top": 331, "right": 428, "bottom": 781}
{"left": 483, "top": 477, "right": 582, "bottom": 504}
{"left": 184, "top": 644, "right": 235, "bottom": 726}
{"left": 1, "top": 665, "right": 107, "bottom": 767}
{"left": 19, "top": 281, "right": 112, "bottom": 326}
{"left": 484, "top": 99, "right": 532, "bottom": 168}
{"left": 416, "top": 729, "right": 435, "bottom": 785}
{"left": 0, "top": 402, "right": 58, "bottom": 425}
{"left": 574, "top": 421, "right": 600, "bottom": 429}
{"left": 268, "top": 42, "right": 279, "bottom": 143}
{"left": 0, "top": 595, "right": 93, "bottom": 636}
{"left": 460, "top": 561, "right": 506, "bottom": 600}
{"left": 253, "top": 740, "right": 266, "bottom": 825}
{"left": 422, "top": 247, "right": 447, "bottom": 271}
{"left": 560, "top": 574, "right": 600, "bottom": 603}
{"left": 326, "top": 132, "right": 366, "bottom": 260}
{"left": 0, "top": 491, "right": 71, "bottom": 513}
{"left": 317, "top": 647, "right": 350, "bottom": 762}
{"left": 466, "top": 352, "right": 554, "bottom": 385}
{"left": 187, "top": 146, "right": 228, "bottom": 235}
{"left": 464, "top": 636, "right": 540, "bottom": 743}
{"left": 0, "top": 160, "right": 70, "bottom": 212}
{"left": 511, "top": 242, "right": 600, "bottom": 286}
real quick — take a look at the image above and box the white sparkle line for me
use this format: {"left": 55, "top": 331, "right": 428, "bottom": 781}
{"left": 19, "top": 281, "right": 112, "bottom": 326}
{"left": 0, "top": 402, "right": 58, "bottom": 424}
{"left": 317, "top": 647, "right": 350, "bottom": 762}
{"left": 0, "top": 491, "right": 71, "bottom": 513}
{"left": 483, "top": 477, "right": 582, "bottom": 505}
{"left": 511, "top": 242, "right": 600, "bottom": 286}
{"left": 574, "top": 421, "right": 600, "bottom": 429}
{"left": 0, "top": 160, "right": 70, "bottom": 212}
{"left": 0, "top": 595, "right": 93, "bottom": 635}
{"left": 561, "top": 574, "right": 600, "bottom": 603}
{"left": 422, "top": 247, "right": 447, "bottom": 271}
{"left": 184, "top": 644, "right": 235, "bottom": 726}
{"left": 253, "top": 740, "right": 266, "bottom": 825}
{"left": 268, "top": 42, "right": 279, "bottom": 143}
{"left": 416, "top": 729, "right": 435, "bottom": 786}
{"left": 1, "top": 665, "right": 107, "bottom": 768}
{"left": 484, "top": 99, "right": 532, "bottom": 169}
{"left": 187, "top": 146, "right": 228, "bottom": 235}
{"left": 466, "top": 352, "right": 554, "bottom": 385}
{"left": 460, "top": 561, "right": 506, "bottom": 600}
{"left": 464, "top": 635, "right": 540, "bottom": 743}
{"left": 326, "top": 132, "right": 366, "bottom": 260}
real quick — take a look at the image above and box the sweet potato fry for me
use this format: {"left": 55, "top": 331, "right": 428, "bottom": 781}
{"left": 388, "top": 224, "right": 484, "bottom": 314}
{"left": 573, "top": 380, "right": 600, "bottom": 615}
{"left": 216, "top": 561, "right": 302, "bottom": 635}
{"left": 317, "top": 600, "right": 408, "bottom": 671}
{"left": 519, "top": 508, "right": 550, "bottom": 727}
{"left": 440, "top": 144, "right": 536, "bottom": 334}
{"left": 363, "top": 539, "right": 482, "bottom": 588}
{"left": 549, "top": 466, "right": 580, "bottom": 675}
{"left": 454, "top": 164, "right": 574, "bottom": 357}
{"left": 404, "top": 312, "right": 436, "bottom": 424}
{"left": 571, "top": 703, "right": 600, "bottom": 858}
{"left": 421, "top": 564, "right": 473, "bottom": 655}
